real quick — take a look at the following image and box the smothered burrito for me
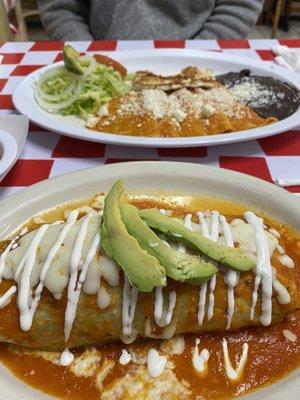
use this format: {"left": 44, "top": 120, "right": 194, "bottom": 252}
{"left": 0, "top": 181, "right": 299, "bottom": 400}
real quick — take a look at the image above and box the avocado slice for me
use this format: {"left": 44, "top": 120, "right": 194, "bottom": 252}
{"left": 139, "top": 209, "right": 255, "bottom": 272}
{"left": 120, "top": 203, "right": 218, "bottom": 284}
{"left": 63, "top": 45, "right": 85, "bottom": 75}
{"left": 101, "top": 180, "right": 166, "bottom": 292}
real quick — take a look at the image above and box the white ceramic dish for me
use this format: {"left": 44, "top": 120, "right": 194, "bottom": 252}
{"left": 12, "top": 49, "right": 300, "bottom": 148}
{"left": 0, "top": 130, "right": 18, "bottom": 180}
{"left": 0, "top": 115, "right": 29, "bottom": 181}
{"left": 0, "top": 161, "right": 299, "bottom": 399}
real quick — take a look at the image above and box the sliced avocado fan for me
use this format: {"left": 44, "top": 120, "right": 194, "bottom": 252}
{"left": 139, "top": 208, "right": 255, "bottom": 272}
{"left": 63, "top": 44, "right": 85, "bottom": 75}
{"left": 120, "top": 203, "right": 218, "bottom": 284}
{"left": 101, "top": 180, "right": 166, "bottom": 292}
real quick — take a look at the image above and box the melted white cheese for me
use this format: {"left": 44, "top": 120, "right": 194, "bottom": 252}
{"left": 147, "top": 348, "right": 167, "bottom": 378}
{"left": 222, "top": 339, "right": 249, "bottom": 382}
{"left": 100, "top": 255, "right": 120, "bottom": 286}
{"left": 97, "top": 286, "right": 111, "bottom": 309}
{"left": 22, "top": 210, "right": 79, "bottom": 332}
{"left": 231, "top": 220, "right": 278, "bottom": 256}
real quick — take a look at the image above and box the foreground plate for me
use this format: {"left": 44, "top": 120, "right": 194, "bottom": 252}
{"left": 0, "top": 161, "right": 299, "bottom": 399}
{"left": 13, "top": 49, "right": 300, "bottom": 148}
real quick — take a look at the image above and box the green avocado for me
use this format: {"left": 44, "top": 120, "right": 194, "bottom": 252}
{"left": 120, "top": 203, "right": 218, "bottom": 284}
{"left": 101, "top": 180, "right": 166, "bottom": 292}
{"left": 139, "top": 209, "right": 255, "bottom": 272}
{"left": 63, "top": 45, "right": 85, "bottom": 75}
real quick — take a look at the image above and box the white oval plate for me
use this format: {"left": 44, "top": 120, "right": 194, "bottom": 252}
{"left": 12, "top": 49, "right": 300, "bottom": 148}
{"left": 0, "top": 161, "right": 299, "bottom": 399}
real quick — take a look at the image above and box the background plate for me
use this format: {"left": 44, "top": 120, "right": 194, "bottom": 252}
{"left": 0, "top": 161, "right": 299, "bottom": 399}
{"left": 12, "top": 49, "right": 300, "bottom": 148}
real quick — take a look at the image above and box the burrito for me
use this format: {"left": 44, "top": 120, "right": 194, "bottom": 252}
{"left": 0, "top": 181, "right": 298, "bottom": 351}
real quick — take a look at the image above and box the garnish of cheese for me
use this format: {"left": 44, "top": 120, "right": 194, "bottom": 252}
{"left": 2, "top": 214, "right": 111, "bottom": 297}
{"left": 230, "top": 219, "right": 278, "bottom": 256}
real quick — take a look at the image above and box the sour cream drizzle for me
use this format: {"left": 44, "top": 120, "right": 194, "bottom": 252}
{"left": 59, "top": 348, "right": 74, "bottom": 366}
{"left": 192, "top": 338, "right": 210, "bottom": 375}
{"left": 64, "top": 214, "right": 93, "bottom": 341}
{"left": 16, "top": 224, "right": 50, "bottom": 331}
{"left": 122, "top": 275, "right": 138, "bottom": 336}
{"left": 245, "top": 211, "right": 273, "bottom": 326}
{"left": 197, "top": 211, "right": 219, "bottom": 324}
{"left": 119, "top": 349, "right": 131, "bottom": 365}
{"left": 222, "top": 339, "right": 249, "bottom": 382}
{"left": 219, "top": 215, "right": 240, "bottom": 330}
{"left": 23, "top": 210, "right": 79, "bottom": 331}
{"left": 154, "top": 286, "right": 177, "bottom": 327}
{"left": 147, "top": 348, "right": 167, "bottom": 378}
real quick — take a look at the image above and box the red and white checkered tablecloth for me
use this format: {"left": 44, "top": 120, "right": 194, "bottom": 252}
{"left": 0, "top": 39, "right": 300, "bottom": 200}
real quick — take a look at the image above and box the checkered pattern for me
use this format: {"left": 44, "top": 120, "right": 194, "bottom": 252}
{"left": 0, "top": 39, "right": 300, "bottom": 199}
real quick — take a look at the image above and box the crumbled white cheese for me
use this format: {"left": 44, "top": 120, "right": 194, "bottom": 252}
{"left": 283, "top": 329, "right": 297, "bottom": 343}
{"left": 202, "top": 104, "right": 215, "bottom": 118}
{"left": 98, "top": 104, "right": 109, "bottom": 117}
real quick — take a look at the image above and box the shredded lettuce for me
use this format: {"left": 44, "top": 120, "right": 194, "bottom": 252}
{"left": 36, "top": 62, "right": 131, "bottom": 119}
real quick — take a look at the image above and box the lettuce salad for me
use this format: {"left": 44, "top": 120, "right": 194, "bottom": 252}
{"left": 34, "top": 48, "right": 131, "bottom": 119}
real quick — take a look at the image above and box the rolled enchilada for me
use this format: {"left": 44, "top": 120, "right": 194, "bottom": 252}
{"left": 0, "top": 181, "right": 299, "bottom": 352}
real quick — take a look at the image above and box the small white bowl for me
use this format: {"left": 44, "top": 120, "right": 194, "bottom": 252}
{"left": 0, "top": 115, "right": 29, "bottom": 181}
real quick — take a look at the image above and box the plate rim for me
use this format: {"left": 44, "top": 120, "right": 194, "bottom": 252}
{"left": 12, "top": 48, "right": 300, "bottom": 148}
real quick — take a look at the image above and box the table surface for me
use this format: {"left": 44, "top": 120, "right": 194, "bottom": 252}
{"left": 0, "top": 39, "right": 299, "bottom": 201}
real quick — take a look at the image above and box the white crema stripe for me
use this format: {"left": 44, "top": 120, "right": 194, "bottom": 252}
{"left": 222, "top": 339, "right": 249, "bottom": 382}
{"left": 197, "top": 211, "right": 219, "bottom": 324}
{"left": 22, "top": 210, "right": 79, "bottom": 331}
{"left": 219, "top": 215, "right": 240, "bottom": 330}
{"left": 244, "top": 211, "right": 273, "bottom": 326}
{"left": 154, "top": 286, "right": 177, "bottom": 328}
{"left": 64, "top": 214, "right": 94, "bottom": 341}
{"left": 16, "top": 224, "right": 50, "bottom": 331}
{"left": 65, "top": 231, "right": 100, "bottom": 341}
{"left": 122, "top": 275, "right": 138, "bottom": 337}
